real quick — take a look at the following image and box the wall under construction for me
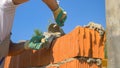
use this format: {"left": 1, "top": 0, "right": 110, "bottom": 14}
{"left": 4, "top": 26, "right": 106, "bottom": 68}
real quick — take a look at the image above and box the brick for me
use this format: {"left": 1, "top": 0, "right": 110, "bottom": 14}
{"left": 83, "top": 28, "right": 91, "bottom": 57}
{"left": 90, "top": 29, "right": 98, "bottom": 58}
{"left": 30, "top": 49, "right": 52, "bottom": 67}
{"left": 98, "top": 33, "right": 106, "bottom": 59}
{"left": 52, "top": 26, "right": 80, "bottom": 63}
{"left": 79, "top": 27, "right": 84, "bottom": 56}
{"left": 4, "top": 56, "right": 12, "bottom": 68}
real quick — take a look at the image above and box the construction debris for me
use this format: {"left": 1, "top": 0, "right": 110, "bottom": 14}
{"left": 25, "top": 23, "right": 65, "bottom": 50}
{"left": 42, "top": 23, "right": 65, "bottom": 48}
{"left": 84, "top": 22, "right": 105, "bottom": 37}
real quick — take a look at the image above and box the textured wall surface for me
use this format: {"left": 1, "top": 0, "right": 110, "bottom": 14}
{"left": 4, "top": 26, "right": 106, "bottom": 68}
{"left": 106, "top": 0, "right": 120, "bottom": 68}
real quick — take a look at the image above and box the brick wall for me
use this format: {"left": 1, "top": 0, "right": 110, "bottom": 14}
{"left": 4, "top": 26, "right": 106, "bottom": 68}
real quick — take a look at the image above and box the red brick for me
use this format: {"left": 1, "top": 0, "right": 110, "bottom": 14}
{"left": 30, "top": 48, "right": 52, "bottom": 67}
{"left": 4, "top": 56, "right": 11, "bottom": 68}
{"left": 98, "top": 33, "right": 106, "bottom": 59}
{"left": 52, "top": 26, "right": 80, "bottom": 63}
{"left": 89, "top": 29, "right": 98, "bottom": 58}
{"left": 79, "top": 27, "right": 84, "bottom": 56}
{"left": 84, "top": 28, "right": 91, "bottom": 57}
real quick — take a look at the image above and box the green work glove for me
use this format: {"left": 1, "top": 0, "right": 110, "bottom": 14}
{"left": 53, "top": 7, "right": 67, "bottom": 27}
{"left": 28, "top": 35, "right": 45, "bottom": 50}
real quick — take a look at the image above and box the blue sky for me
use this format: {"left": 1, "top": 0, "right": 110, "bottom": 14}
{"left": 11, "top": 0, "right": 106, "bottom": 42}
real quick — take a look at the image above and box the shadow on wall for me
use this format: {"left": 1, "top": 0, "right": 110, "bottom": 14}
{"left": 5, "top": 44, "right": 56, "bottom": 68}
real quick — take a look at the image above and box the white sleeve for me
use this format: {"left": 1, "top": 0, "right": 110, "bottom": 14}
{"left": 0, "top": 0, "right": 18, "bottom": 9}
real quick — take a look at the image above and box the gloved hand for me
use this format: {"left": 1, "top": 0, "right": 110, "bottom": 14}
{"left": 53, "top": 7, "right": 67, "bottom": 27}
{"left": 24, "top": 35, "right": 45, "bottom": 50}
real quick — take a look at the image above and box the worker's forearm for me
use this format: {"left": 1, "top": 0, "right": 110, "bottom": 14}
{"left": 42, "top": 0, "right": 59, "bottom": 11}
{"left": 8, "top": 42, "right": 26, "bottom": 56}
{"left": 12, "top": 0, "right": 29, "bottom": 5}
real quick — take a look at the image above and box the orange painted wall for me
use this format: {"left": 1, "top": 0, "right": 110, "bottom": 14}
{"left": 4, "top": 26, "right": 106, "bottom": 68}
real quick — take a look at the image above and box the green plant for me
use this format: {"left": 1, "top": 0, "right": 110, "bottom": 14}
{"left": 34, "top": 29, "right": 43, "bottom": 36}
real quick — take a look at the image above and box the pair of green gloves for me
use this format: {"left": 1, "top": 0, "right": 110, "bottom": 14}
{"left": 25, "top": 7, "right": 67, "bottom": 50}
